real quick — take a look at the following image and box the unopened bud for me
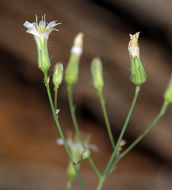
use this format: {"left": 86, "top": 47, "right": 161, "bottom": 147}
{"left": 91, "top": 57, "right": 104, "bottom": 92}
{"left": 164, "top": 75, "right": 172, "bottom": 105}
{"left": 53, "top": 63, "right": 63, "bottom": 88}
{"left": 128, "top": 32, "right": 147, "bottom": 86}
{"left": 82, "top": 150, "right": 90, "bottom": 160}
{"left": 65, "top": 33, "right": 84, "bottom": 86}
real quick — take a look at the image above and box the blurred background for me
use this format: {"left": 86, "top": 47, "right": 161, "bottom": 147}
{"left": 0, "top": 0, "right": 172, "bottom": 189}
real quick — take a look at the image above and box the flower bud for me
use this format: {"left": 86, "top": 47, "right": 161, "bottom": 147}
{"left": 164, "top": 75, "right": 172, "bottom": 105}
{"left": 65, "top": 33, "right": 83, "bottom": 86}
{"left": 82, "top": 150, "right": 90, "bottom": 160}
{"left": 53, "top": 63, "right": 63, "bottom": 88}
{"left": 128, "top": 32, "right": 147, "bottom": 86}
{"left": 91, "top": 57, "right": 104, "bottom": 92}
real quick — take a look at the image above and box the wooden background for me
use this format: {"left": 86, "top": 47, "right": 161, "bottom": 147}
{"left": 0, "top": 0, "right": 171, "bottom": 189}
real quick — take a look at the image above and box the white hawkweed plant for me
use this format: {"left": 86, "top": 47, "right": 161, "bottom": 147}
{"left": 24, "top": 15, "right": 172, "bottom": 190}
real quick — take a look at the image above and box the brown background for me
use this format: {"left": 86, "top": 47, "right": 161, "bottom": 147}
{"left": 0, "top": 0, "right": 172, "bottom": 189}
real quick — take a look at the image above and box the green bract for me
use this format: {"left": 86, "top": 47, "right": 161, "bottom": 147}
{"left": 91, "top": 58, "right": 104, "bottom": 92}
{"left": 130, "top": 56, "right": 147, "bottom": 85}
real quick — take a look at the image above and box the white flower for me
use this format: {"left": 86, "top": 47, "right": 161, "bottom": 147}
{"left": 23, "top": 15, "right": 61, "bottom": 72}
{"left": 57, "top": 138, "right": 98, "bottom": 153}
{"left": 57, "top": 132, "right": 98, "bottom": 162}
{"left": 23, "top": 15, "right": 61, "bottom": 43}
{"left": 128, "top": 32, "right": 140, "bottom": 58}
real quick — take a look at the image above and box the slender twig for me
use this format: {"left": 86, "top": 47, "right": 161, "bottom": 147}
{"left": 110, "top": 101, "right": 168, "bottom": 170}
{"left": 96, "top": 86, "right": 140, "bottom": 190}
{"left": 67, "top": 85, "right": 101, "bottom": 177}
{"left": 44, "top": 72, "right": 86, "bottom": 190}
{"left": 98, "top": 90, "right": 115, "bottom": 149}
{"left": 54, "top": 86, "right": 58, "bottom": 109}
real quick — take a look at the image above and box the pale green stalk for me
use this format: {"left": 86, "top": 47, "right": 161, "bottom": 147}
{"left": 44, "top": 72, "right": 86, "bottom": 190}
{"left": 67, "top": 85, "right": 101, "bottom": 177}
{"left": 54, "top": 87, "right": 58, "bottom": 109}
{"left": 98, "top": 90, "right": 115, "bottom": 149}
{"left": 96, "top": 86, "right": 140, "bottom": 190}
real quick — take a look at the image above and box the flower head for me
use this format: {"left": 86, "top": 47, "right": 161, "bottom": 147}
{"left": 128, "top": 32, "right": 147, "bottom": 86}
{"left": 23, "top": 15, "right": 61, "bottom": 72}
{"left": 24, "top": 15, "right": 61, "bottom": 44}
{"left": 57, "top": 132, "right": 97, "bottom": 188}
{"left": 57, "top": 132, "right": 98, "bottom": 162}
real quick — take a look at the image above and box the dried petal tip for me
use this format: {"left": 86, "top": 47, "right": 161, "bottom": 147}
{"left": 74, "top": 32, "right": 84, "bottom": 47}
{"left": 128, "top": 32, "right": 140, "bottom": 58}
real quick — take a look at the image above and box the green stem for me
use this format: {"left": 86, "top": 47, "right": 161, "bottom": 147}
{"left": 54, "top": 86, "right": 58, "bottom": 109}
{"left": 98, "top": 90, "right": 115, "bottom": 149}
{"left": 44, "top": 72, "right": 86, "bottom": 190}
{"left": 96, "top": 86, "right": 140, "bottom": 190}
{"left": 112, "top": 101, "right": 168, "bottom": 168}
{"left": 67, "top": 85, "right": 101, "bottom": 177}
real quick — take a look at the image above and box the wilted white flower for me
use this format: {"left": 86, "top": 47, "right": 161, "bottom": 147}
{"left": 57, "top": 132, "right": 98, "bottom": 162}
{"left": 57, "top": 132, "right": 97, "bottom": 189}
{"left": 128, "top": 32, "right": 140, "bottom": 58}
{"left": 57, "top": 138, "right": 98, "bottom": 154}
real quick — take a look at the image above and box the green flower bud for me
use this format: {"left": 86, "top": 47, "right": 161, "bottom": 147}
{"left": 65, "top": 33, "right": 84, "bottom": 86}
{"left": 91, "top": 58, "right": 104, "bottom": 92}
{"left": 128, "top": 32, "right": 147, "bottom": 86}
{"left": 53, "top": 63, "right": 63, "bottom": 88}
{"left": 82, "top": 150, "right": 90, "bottom": 160}
{"left": 164, "top": 75, "right": 172, "bottom": 105}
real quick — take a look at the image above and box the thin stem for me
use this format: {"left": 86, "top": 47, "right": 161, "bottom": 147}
{"left": 112, "top": 101, "right": 168, "bottom": 168}
{"left": 98, "top": 90, "right": 115, "bottom": 149}
{"left": 67, "top": 85, "right": 101, "bottom": 177}
{"left": 96, "top": 86, "right": 140, "bottom": 190}
{"left": 54, "top": 86, "right": 58, "bottom": 109}
{"left": 44, "top": 72, "right": 86, "bottom": 190}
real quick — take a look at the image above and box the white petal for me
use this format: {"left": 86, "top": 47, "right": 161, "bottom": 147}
{"left": 56, "top": 138, "right": 64, "bottom": 145}
{"left": 26, "top": 27, "right": 40, "bottom": 37}
{"left": 88, "top": 144, "right": 98, "bottom": 152}
{"left": 24, "top": 21, "right": 34, "bottom": 29}
{"left": 46, "top": 21, "right": 61, "bottom": 30}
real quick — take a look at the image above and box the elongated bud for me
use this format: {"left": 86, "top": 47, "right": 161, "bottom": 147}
{"left": 164, "top": 75, "right": 172, "bottom": 105}
{"left": 91, "top": 58, "right": 104, "bottom": 92}
{"left": 65, "top": 33, "right": 83, "bottom": 86}
{"left": 53, "top": 63, "right": 63, "bottom": 88}
{"left": 128, "top": 32, "right": 147, "bottom": 86}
